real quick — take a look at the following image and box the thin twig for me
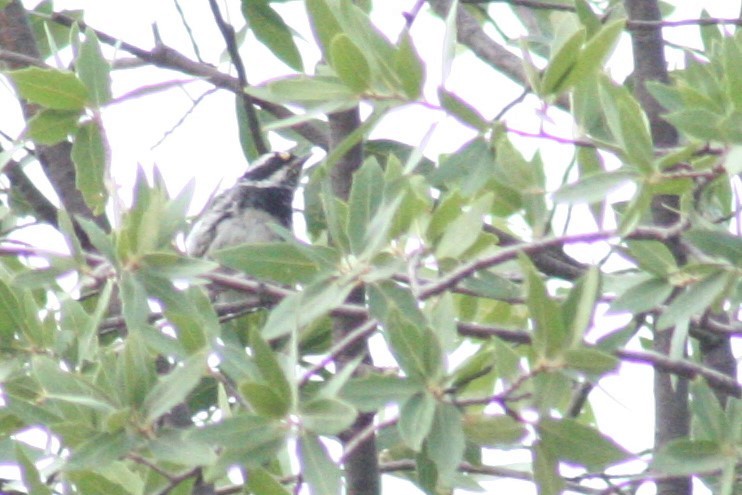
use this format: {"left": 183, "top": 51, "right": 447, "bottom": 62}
{"left": 298, "top": 319, "right": 378, "bottom": 386}
{"left": 0, "top": 49, "right": 46, "bottom": 67}
{"left": 151, "top": 87, "right": 219, "bottom": 149}
{"left": 44, "top": 11, "right": 328, "bottom": 149}
{"left": 460, "top": 0, "right": 575, "bottom": 11}
{"left": 207, "top": 0, "right": 267, "bottom": 155}
{"left": 628, "top": 17, "right": 742, "bottom": 29}
{"left": 339, "top": 416, "right": 398, "bottom": 463}
{"left": 494, "top": 87, "right": 529, "bottom": 121}
{"left": 403, "top": 0, "right": 427, "bottom": 27}
{"left": 506, "top": 126, "right": 599, "bottom": 149}
{"left": 615, "top": 349, "right": 741, "bottom": 398}
{"left": 172, "top": 0, "right": 204, "bottom": 63}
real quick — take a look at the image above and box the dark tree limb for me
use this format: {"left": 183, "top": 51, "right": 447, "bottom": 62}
{"left": 624, "top": 2, "right": 691, "bottom": 495}
{"left": 328, "top": 106, "right": 380, "bottom": 495}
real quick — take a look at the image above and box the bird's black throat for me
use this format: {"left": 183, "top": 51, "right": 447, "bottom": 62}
{"left": 237, "top": 186, "right": 295, "bottom": 227}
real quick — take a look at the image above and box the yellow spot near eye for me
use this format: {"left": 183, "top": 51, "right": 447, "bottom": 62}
{"left": 278, "top": 151, "right": 291, "bottom": 160}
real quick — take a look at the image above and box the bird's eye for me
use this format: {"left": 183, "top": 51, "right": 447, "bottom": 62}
{"left": 278, "top": 151, "right": 292, "bottom": 161}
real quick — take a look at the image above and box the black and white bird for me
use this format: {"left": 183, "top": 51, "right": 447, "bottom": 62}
{"left": 186, "top": 151, "right": 309, "bottom": 258}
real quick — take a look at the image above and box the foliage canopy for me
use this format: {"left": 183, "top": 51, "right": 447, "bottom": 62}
{"left": 0, "top": 1, "right": 740, "bottom": 494}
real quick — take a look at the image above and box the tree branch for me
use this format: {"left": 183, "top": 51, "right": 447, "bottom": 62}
{"left": 206, "top": 0, "right": 267, "bottom": 155}
{"left": 45, "top": 11, "right": 329, "bottom": 149}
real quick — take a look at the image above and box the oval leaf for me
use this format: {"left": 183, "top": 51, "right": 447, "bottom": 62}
{"left": 9, "top": 67, "right": 88, "bottom": 110}
{"left": 330, "top": 34, "right": 371, "bottom": 93}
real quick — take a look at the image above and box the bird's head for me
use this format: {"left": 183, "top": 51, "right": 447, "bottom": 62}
{"left": 240, "top": 151, "right": 310, "bottom": 190}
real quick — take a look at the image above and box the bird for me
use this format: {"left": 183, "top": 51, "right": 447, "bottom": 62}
{"left": 186, "top": 151, "right": 309, "bottom": 258}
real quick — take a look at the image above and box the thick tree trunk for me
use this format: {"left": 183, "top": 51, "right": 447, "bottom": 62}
{"left": 624, "top": 2, "right": 689, "bottom": 495}
{"left": 328, "top": 106, "right": 380, "bottom": 495}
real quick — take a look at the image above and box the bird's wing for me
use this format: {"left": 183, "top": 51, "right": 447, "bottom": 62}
{"left": 185, "top": 187, "right": 236, "bottom": 257}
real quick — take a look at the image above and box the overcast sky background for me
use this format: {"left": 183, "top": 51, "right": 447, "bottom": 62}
{"left": 2, "top": 0, "right": 741, "bottom": 493}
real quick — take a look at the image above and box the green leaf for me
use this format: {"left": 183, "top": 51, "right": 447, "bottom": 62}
{"left": 239, "top": 382, "right": 291, "bottom": 418}
{"left": 27, "top": 2, "right": 82, "bottom": 59}
{"left": 298, "top": 434, "right": 341, "bottom": 495}
{"left": 574, "top": 0, "right": 601, "bottom": 36}
{"left": 330, "top": 34, "right": 371, "bottom": 93}
{"left": 663, "top": 108, "right": 722, "bottom": 141}
{"left": 246, "top": 467, "right": 292, "bottom": 495}
{"left": 540, "top": 27, "right": 585, "bottom": 96}
{"left": 559, "top": 19, "right": 625, "bottom": 92}
{"left": 563, "top": 348, "right": 619, "bottom": 375}
{"left": 553, "top": 170, "right": 636, "bottom": 204}
{"left": 398, "top": 392, "right": 436, "bottom": 451}
{"left": 685, "top": 229, "right": 742, "bottom": 266}
{"left": 214, "top": 243, "right": 324, "bottom": 284}
{"left": 26, "top": 109, "right": 80, "bottom": 144}
{"left": 462, "top": 414, "right": 527, "bottom": 447}
{"left": 652, "top": 439, "right": 728, "bottom": 475}
{"left": 65, "top": 470, "right": 132, "bottom": 495}
{"left": 142, "top": 353, "right": 206, "bottom": 424}
{"left": 75, "top": 216, "right": 117, "bottom": 263}
{"left": 16, "top": 443, "right": 52, "bottom": 495}
{"left": 699, "top": 10, "right": 722, "bottom": 52}
{"left": 722, "top": 36, "right": 742, "bottom": 110}
{"left": 319, "top": 178, "right": 351, "bottom": 251}
{"left": 441, "top": 0, "right": 459, "bottom": 81}
{"left": 8, "top": 67, "right": 88, "bottom": 110}
{"left": 624, "top": 240, "right": 678, "bottom": 277}
{"left": 187, "top": 414, "right": 285, "bottom": 451}
{"left": 340, "top": 374, "right": 419, "bottom": 412}
{"left": 67, "top": 431, "right": 135, "bottom": 470}
{"left": 395, "top": 31, "right": 425, "bottom": 99}
{"left": 360, "top": 192, "right": 403, "bottom": 258}
{"left": 368, "top": 280, "right": 426, "bottom": 328}
{"left": 147, "top": 430, "right": 218, "bottom": 467}
{"left": 119, "top": 271, "right": 149, "bottom": 332}
{"left": 235, "top": 95, "right": 261, "bottom": 162}
{"left": 690, "top": 379, "right": 727, "bottom": 442}
{"left": 562, "top": 266, "right": 600, "bottom": 345}
{"left": 522, "top": 255, "right": 568, "bottom": 359}
{"left": 72, "top": 120, "right": 108, "bottom": 215}
{"left": 347, "top": 158, "right": 384, "bottom": 254}
{"left": 657, "top": 272, "right": 728, "bottom": 330}
{"left": 242, "top": 0, "right": 303, "bottom": 71}
{"left": 116, "top": 332, "right": 156, "bottom": 408}
{"left": 139, "top": 253, "right": 216, "bottom": 280}
{"left": 0, "top": 279, "right": 26, "bottom": 341}
{"left": 599, "top": 78, "right": 654, "bottom": 172}
{"left": 384, "top": 309, "right": 444, "bottom": 382}
{"left": 261, "top": 277, "right": 354, "bottom": 340}
{"left": 76, "top": 28, "right": 112, "bottom": 106}
{"left": 305, "top": 0, "right": 342, "bottom": 58}
{"left": 300, "top": 397, "right": 356, "bottom": 435}
{"left": 438, "top": 87, "right": 489, "bottom": 131}
{"left": 250, "top": 326, "right": 292, "bottom": 411}
{"left": 33, "top": 354, "right": 116, "bottom": 411}
{"left": 532, "top": 441, "right": 564, "bottom": 495}
{"left": 609, "top": 277, "right": 674, "bottom": 314}
{"left": 435, "top": 192, "right": 492, "bottom": 259}
{"left": 539, "top": 417, "right": 630, "bottom": 469}
{"left": 244, "top": 75, "right": 357, "bottom": 105}
{"left": 426, "top": 403, "right": 465, "bottom": 484}
{"left": 460, "top": 270, "right": 520, "bottom": 300}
